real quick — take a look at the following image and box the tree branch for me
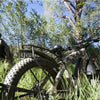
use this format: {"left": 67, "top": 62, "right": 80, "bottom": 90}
{"left": 67, "top": 32, "right": 77, "bottom": 39}
{"left": 90, "top": 27, "right": 100, "bottom": 37}
{"left": 62, "top": 15, "right": 79, "bottom": 38}
{"left": 75, "top": 8, "right": 83, "bottom": 19}
{"left": 62, "top": 15, "right": 76, "bottom": 29}
{"left": 94, "top": 27, "right": 100, "bottom": 34}
{"left": 70, "top": 2, "right": 75, "bottom": 10}
{"left": 64, "top": 0, "right": 75, "bottom": 9}
{"left": 63, "top": 0, "right": 75, "bottom": 18}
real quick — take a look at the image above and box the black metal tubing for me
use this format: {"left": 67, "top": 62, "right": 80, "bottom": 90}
{"left": 0, "top": 83, "right": 35, "bottom": 92}
{"left": 72, "top": 58, "right": 83, "bottom": 79}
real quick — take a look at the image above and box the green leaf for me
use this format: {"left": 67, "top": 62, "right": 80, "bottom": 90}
{"left": 0, "top": 14, "right": 2, "bottom": 20}
{"left": 5, "top": 2, "right": 12, "bottom": 11}
{"left": 77, "top": 1, "right": 85, "bottom": 6}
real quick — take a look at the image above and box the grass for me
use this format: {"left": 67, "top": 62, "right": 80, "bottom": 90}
{"left": 0, "top": 61, "right": 8, "bottom": 83}
{"left": 66, "top": 75, "right": 100, "bottom": 100}
{"left": 0, "top": 60, "right": 100, "bottom": 100}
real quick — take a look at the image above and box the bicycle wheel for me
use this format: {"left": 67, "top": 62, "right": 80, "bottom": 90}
{"left": 1, "top": 57, "right": 66, "bottom": 100}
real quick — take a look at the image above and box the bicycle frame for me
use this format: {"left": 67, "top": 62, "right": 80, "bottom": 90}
{"left": 19, "top": 42, "right": 100, "bottom": 93}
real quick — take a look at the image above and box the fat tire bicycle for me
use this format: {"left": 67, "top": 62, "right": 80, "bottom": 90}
{"left": 0, "top": 28, "right": 100, "bottom": 100}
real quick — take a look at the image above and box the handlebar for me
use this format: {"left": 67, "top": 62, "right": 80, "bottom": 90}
{"left": 64, "top": 37, "right": 100, "bottom": 51}
{"left": 21, "top": 37, "right": 99, "bottom": 55}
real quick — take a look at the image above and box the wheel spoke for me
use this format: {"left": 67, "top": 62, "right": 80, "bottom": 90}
{"left": 15, "top": 86, "right": 35, "bottom": 93}
{"left": 32, "top": 74, "right": 49, "bottom": 90}
{"left": 30, "top": 68, "right": 53, "bottom": 90}
{"left": 30, "top": 69, "right": 39, "bottom": 82}
{"left": 15, "top": 93, "right": 31, "bottom": 100}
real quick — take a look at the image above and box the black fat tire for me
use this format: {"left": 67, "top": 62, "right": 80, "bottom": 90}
{"left": 2, "top": 57, "right": 65, "bottom": 100}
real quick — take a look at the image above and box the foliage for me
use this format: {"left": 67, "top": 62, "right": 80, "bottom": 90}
{"left": 0, "top": 61, "right": 5, "bottom": 83}
{"left": 0, "top": 60, "right": 13, "bottom": 84}
{"left": 0, "top": 0, "right": 47, "bottom": 47}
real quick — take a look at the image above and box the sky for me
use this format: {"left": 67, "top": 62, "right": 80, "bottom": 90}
{"left": 27, "top": 1, "right": 44, "bottom": 15}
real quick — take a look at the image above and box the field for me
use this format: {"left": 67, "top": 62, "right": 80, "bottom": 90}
{"left": 0, "top": 61, "right": 100, "bottom": 100}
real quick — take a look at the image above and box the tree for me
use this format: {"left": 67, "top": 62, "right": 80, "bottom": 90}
{"left": 0, "top": 0, "right": 48, "bottom": 47}
{"left": 5, "top": 1, "right": 28, "bottom": 46}
{"left": 44, "top": 0, "right": 99, "bottom": 41}
{"left": 43, "top": 0, "right": 73, "bottom": 47}
{"left": 63, "top": 0, "right": 100, "bottom": 40}
{"left": 26, "top": 9, "right": 48, "bottom": 47}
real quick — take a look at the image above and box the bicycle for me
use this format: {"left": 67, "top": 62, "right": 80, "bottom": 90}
{"left": 0, "top": 28, "right": 100, "bottom": 100}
